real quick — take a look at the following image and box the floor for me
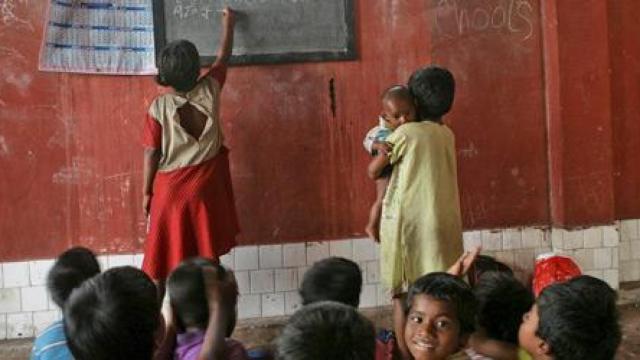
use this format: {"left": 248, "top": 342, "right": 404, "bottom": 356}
{"left": 617, "top": 281, "right": 640, "bottom": 359}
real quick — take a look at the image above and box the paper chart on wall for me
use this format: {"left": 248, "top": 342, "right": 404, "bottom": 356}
{"left": 39, "top": 0, "right": 156, "bottom": 75}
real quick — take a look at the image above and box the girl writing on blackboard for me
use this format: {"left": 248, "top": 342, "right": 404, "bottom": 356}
{"left": 141, "top": 7, "right": 238, "bottom": 296}
{"left": 368, "top": 66, "right": 464, "bottom": 359}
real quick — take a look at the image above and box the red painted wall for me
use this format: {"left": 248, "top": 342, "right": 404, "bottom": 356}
{"left": 0, "top": 0, "right": 638, "bottom": 261}
{"left": 608, "top": 0, "right": 640, "bottom": 220}
{"left": 542, "top": 0, "right": 615, "bottom": 227}
{"left": 430, "top": 0, "right": 549, "bottom": 228}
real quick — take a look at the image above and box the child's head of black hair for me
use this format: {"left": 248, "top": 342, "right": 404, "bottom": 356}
{"left": 300, "top": 257, "right": 362, "bottom": 308}
{"left": 408, "top": 66, "right": 455, "bottom": 120}
{"left": 474, "top": 272, "right": 533, "bottom": 344}
{"left": 406, "top": 272, "right": 476, "bottom": 336}
{"left": 64, "top": 266, "right": 160, "bottom": 360}
{"left": 536, "top": 275, "right": 621, "bottom": 360}
{"left": 47, "top": 247, "right": 100, "bottom": 309}
{"left": 467, "top": 255, "right": 513, "bottom": 288}
{"left": 167, "top": 257, "right": 234, "bottom": 332}
{"left": 276, "top": 301, "right": 375, "bottom": 360}
{"left": 156, "top": 39, "right": 201, "bottom": 92}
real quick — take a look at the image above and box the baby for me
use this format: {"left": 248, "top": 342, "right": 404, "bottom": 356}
{"left": 363, "top": 85, "right": 416, "bottom": 241}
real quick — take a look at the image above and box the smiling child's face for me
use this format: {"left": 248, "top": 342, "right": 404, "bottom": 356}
{"left": 382, "top": 96, "right": 416, "bottom": 129}
{"left": 404, "top": 295, "right": 464, "bottom": 360}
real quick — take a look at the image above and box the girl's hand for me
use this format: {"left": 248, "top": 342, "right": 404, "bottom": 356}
{"left": 222, "top": 7, "right": 235, "bottom": 28}
{"left": 143, "top": 194, "right": 152, "bottom": 218}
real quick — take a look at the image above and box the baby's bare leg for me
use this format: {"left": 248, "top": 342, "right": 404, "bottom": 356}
{"left": 365, "top": 177, "right": 390, "bottom": 242}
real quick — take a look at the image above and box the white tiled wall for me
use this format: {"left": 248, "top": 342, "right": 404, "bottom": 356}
{"left": 0, "top": 314, "right": 7, "bottom": 340}
{"left": 0, "top": 221, "right": 635, "bottom": 340}
{"left": 284, "top": 291, "right": 302, "bottom": 315}
{"left": 468, "top": 227, "right": 552, "bottom": 283}
{"left": 543, "top": 226, "right": 619, "bottom": 287}
{"left": 7, "top": 313, "right": 33, "bottom": 338}
{"left": 261, "top": 293, "right": 285, "bottom": 317}
{"left": 620, "top": 219, "right": 640, "bottom": 282}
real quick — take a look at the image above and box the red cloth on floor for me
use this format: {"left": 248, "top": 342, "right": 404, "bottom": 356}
{"left": 533, "top": 254, "right": 582, "bottom": 297}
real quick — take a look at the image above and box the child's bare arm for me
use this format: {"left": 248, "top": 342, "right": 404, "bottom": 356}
{"left": 143, "top": 148, "right": 161, "bottom": 217}
{"left": 368, "top": 153, "right": 391, "bottom": 179}
{"left": 153, "top": 314, "right": 176, "bottom": 360}
{"left": 198, "top": 267, "right": 239, "bottom": 360}
{"left": 198, "top": 267, "right": 227, "bottom": 360}
{"left": 211, "top": 7, "right": 235, "bottom": 69}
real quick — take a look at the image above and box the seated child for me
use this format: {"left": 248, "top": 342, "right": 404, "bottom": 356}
{"left": 300, "top": 257, "right": 396, "bottom": 359}
{"left": 363, "top": 85, "right": 416, "bottom": 241}
{"left": 295, "top": 251, "right": 481, "bottom": 360}
{"left": 297, "top": 251, "right": 482, "bottom": 360}
{"left": 467, "top": 272, "right": 534, "bottom": 360}
{"left": 300, "top": 257, "right": 362, "bottom": 307}
{"left": 31, "top": 247, "right": 100, "bottom": 360}
{"left": 518, "top": 275, "right": 621, "bottom": 360}
{"left": 63, "top": 266, "right": 161, "bottom": 360}
{"left": 404, "top": 272, "right": 477, "bottom": 360}
{"left": 167, "top": 257, "right": 247, "bottom": 360}
{"left": 466, "top": 255, "right": 513, "bottom": 288}
{"left": 276, "top": 301, "right": 376, "bottom": 360}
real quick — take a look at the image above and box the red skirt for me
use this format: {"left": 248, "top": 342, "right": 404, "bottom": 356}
{"left": 142, "top": 147, "right": 240, "bottom": 280}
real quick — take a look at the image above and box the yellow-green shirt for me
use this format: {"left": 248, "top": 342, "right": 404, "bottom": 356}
{"left": 380, "top": 121, "right": 463, "bottom": 292}
{"left": 518, "top": 348, "right": 533, "bottom": 360}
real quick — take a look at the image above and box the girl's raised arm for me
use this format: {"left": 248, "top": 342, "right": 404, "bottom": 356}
{"left": 212, "top": 7, "right": 235, "bottom": 70}
{"left": 202, "top": 7, "right": 235, "bottom": 87}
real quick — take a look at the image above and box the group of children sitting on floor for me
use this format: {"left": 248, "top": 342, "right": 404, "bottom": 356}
{"left": 30, "top": 246, "right": 620, "bottom": 360}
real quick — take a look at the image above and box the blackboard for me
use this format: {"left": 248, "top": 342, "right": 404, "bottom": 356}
{"left": 152, "top": 0, "right": 356, "bottom": 65}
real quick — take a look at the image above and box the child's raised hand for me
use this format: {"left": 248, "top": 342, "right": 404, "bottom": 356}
{"left": 200, "top": 266, "right": 238, "bottom": 360}
{"left": 221, "top": 6, "right": 235, "bottom": 28}
{"left": 202, "top": 266, "right": 238, "bottom": 308}
{"left": 447, "top": 245, "right": 481, "bottom": 277}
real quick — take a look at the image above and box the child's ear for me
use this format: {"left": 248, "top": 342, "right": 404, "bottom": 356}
{"left": 537, "top": 339, "right": 553, "bottom": 357}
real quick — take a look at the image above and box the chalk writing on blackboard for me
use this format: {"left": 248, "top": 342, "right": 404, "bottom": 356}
{"left": 433, "top": 0, "right": 534, "bottom": 41}
{"left": 172, "top": 0, "right": 215, "bottom": 20}
{"left": 155, "top": 0, "right": 356, "bottom": 65}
